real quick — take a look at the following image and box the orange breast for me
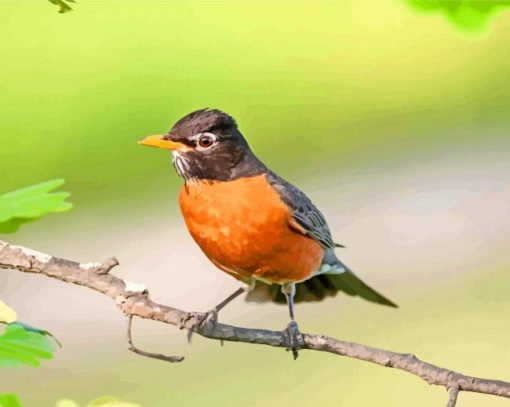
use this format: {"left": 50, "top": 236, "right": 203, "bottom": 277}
{"left": 178, "top": 175, "right": 324, "bottom": 284}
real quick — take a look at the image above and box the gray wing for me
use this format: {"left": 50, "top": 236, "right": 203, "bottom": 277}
{"left": 266, "top": 171, "right": 337, "bottom": 249}
{"left": 247, "top": 172, "right": 397, "bottom": 308}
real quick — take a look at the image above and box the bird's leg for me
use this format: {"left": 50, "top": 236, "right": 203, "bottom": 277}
{"left": 180, "top": 287, "right": 246, "bottom": 342}
{"left": 282, "top": 282, "right": 303, "bottom": 360}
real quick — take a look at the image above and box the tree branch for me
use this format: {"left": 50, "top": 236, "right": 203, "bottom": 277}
{"left": 1, "top": 240, "right": 509, "bottom": 404}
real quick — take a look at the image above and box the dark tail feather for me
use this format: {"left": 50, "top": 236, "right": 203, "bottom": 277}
{"left": 326, "top": 271, "right": 397, "bottom": 307}
{"left": 246, "top": 271, "right": 397, "bottom": 308}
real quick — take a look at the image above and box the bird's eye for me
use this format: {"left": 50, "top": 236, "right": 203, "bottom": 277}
{"left": 198, "top": 135, "right": 214, "bottom": 148}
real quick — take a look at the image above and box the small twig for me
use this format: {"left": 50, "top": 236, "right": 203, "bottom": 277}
{"left": 1, "top": 240, "right": 510, "bottom": 403}
{"left": 127, "top": 315, "right": 184, "bottom": 363}
{"left": 447, "top": 385, "right": 460, "bottom": 407}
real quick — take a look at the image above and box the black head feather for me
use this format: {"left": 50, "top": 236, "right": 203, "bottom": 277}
{"left": 169, "top": 109, "right": 238, "bottom": 141}
{"left": 165, "top": 109, "right": 265, "bottom": 182}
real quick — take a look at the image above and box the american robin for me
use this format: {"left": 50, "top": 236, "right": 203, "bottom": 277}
{"left": 139, "top": 109, "right": 396, "bottom": 358}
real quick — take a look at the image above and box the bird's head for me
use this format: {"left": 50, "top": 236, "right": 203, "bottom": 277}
{"left": 139, "top": 109, "right": 265, "bottom": 182}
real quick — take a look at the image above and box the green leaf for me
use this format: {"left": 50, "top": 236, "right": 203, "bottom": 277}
{"left": 0, "top": 324, "right": 54, "bottom": 367}
{"left": 48, "top": 0, "right": 76, "bottom": 14}
{"left": 0, "top": 179, "right": 72, "bottom": 234}
{"left": 0, "top": 300, "right": 17, "bottom": 324}
{"left": 0, "top": 394, "right": 23, "bottom": 407}
{"left": 12, "top": 321, "right": 62, "bottom": 348}
{"left": 407, "top": 0, "right": 510, "bottom": 32}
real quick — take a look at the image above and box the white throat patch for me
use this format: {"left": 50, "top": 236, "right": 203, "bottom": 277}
{"left": 172, "top": 151, "right": 193, "bottom": 181}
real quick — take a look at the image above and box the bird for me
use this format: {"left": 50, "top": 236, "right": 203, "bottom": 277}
{"left": 139, "top": 108, "right": 397, "bottom": 358}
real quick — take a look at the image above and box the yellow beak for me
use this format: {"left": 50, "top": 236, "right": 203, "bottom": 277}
{"left": 138, "top": 135, "right": 191, "bottom": 152}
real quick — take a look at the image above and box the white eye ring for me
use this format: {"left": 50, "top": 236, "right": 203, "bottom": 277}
{"left": 194, "top": 132, "right": 218, "bottom": 150}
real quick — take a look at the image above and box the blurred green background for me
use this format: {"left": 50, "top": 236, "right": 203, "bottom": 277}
{"left": 1, "top": 1, "right": 510, "bottom": 406}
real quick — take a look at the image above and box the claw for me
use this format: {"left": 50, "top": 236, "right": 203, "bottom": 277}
{"left": 180, "top": 309, "right": 218, "bottom": 343}
{"left": 284, "top": 320, "right": 303, "bottom": 360}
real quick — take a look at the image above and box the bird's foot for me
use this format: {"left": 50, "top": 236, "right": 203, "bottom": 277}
{"left": 283, "top": 320, "right": 304, "bottom": 360}
{"left": 179, "top": 308, "right": 218, "bottom": 343}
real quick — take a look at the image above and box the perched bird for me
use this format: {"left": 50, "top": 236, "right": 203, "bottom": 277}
{"left": 139, "top": 109, "right": 396, "bottom": 358}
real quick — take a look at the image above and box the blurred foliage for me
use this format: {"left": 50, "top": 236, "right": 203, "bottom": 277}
{"left": 55, "top": 396, "right": 143, "bottom": 407}
{"left": 48, "top": 0, "right": 75, "bottom": 14}
{"left": 0, "top": 394, "right": 143, "bottom": 407}
{"left": 0, "top": 394, "right": 22, "bottom": 407}
{"left": 0, "top": 178, "right": 64, "bottom": 369}
{"left": 0, "top": 180, "right": 72, "bottom": 234}
{"left": 0, "top": 300, "right": 17, "bottom": 324}
{"left": 407, "top": 0, "right": 510, "bottom": 31}
{"left": 0, "top": 302, "right": 58, "bottom": 345}
{"left": 1, "top": 1, "right": 510, "bottom": 218}
{"left": 13, "top": 321, "right": 62, "bottom": 348}
{"left": 0, "top": 178, "right": 66, "bottom": 403}
{"left": 0, "top": 323, "right": 54, "bottom": 367}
